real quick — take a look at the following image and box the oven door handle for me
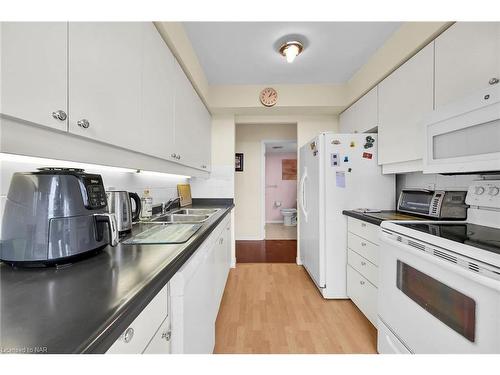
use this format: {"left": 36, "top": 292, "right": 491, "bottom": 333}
{"left": 380, "top": 229, "right": 500, "bottom": 292}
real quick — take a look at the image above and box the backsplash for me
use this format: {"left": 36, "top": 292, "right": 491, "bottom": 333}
{"left": 0, "top": 159, "right": 188, "bottom": 232}
{"left": 190, "top": 165, "right": 234, "bottom": 199}
{"left": 396, "top": 172, "right": 500, "bottom": 199}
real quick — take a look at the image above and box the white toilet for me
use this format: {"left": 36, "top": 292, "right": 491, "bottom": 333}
{"left": 280, "top": 208, "right": 297, "bottom": 226}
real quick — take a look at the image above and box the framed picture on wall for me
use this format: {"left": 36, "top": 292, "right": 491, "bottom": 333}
{"left": 235, "top": 153, "right": 244, "bottom": 172}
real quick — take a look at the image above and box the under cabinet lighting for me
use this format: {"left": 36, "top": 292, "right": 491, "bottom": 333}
{"left": 0, "top": 153, "right": 136, "bottom": 173}
{"left": 137, "top": 170, "right": 191, "bottom": 179}
{"left": 0, "top": 153, "right": 191, "bottom": 179}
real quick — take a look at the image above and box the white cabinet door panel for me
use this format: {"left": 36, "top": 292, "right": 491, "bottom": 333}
{"left": 173, "top": 60, "right": 211, "bottom": 170}
{"left": 435, "top": 22, "right": 500, "bottom": 108}
{"left": 340, "top": 86, "right": 378, "bottom": 134}
{"left": 141, "top": 22, "right": 175, "bottom": 159}
{"left": 347, "top": 265, "right": 377, "bottom": 327}
{"left": 182, "top": 244, "right": 215, "bottom": 353}
{"left": 1, "top": 22, "right": 68, "bottom": 131}
{"left": 107, "top": 282, "right": 169, "bottom": 354}
{"left": 142, "top": 317, "right": 171, "bottom": 354}
{"left": 68, "top": 22, "right": 144, "bottom": 151}
{"left": 378, "top": 43, "right": 434, "bottom": 166}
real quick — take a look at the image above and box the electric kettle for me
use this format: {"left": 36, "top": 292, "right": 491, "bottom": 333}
{"left": 106, "top": 191, "right": 142, "bottom": 234}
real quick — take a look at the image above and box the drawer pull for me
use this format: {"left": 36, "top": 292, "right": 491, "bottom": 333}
{"left": 361, "top": 261, "right": 366, "bottom": 266}
{"left": 122, "top": 327, "right": 134, "bottom": 343}
{"left": 361, "top": 242, "right": 367, "bottom": 247}
{"left": 360, "top": 280, "right": 365, "bottom": 285}
{"left": 361, "top": 223, "right": 367, "bottom": 227}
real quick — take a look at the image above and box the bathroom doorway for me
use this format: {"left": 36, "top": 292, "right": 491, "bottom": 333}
{"left": 262, "top": 140, "right": 298, "bottom": 240}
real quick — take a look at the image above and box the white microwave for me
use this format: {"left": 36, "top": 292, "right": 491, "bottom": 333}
{"left": 423, "top": 85, "right": 500, "bottom": 174}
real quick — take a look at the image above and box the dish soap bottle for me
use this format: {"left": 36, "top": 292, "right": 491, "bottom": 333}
{"left": 141, "top": 189, "right": 153, "bottom": 219}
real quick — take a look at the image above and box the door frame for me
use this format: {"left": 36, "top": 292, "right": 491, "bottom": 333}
{"left": 260, "top": 139, "right": 298, "bottom": 240}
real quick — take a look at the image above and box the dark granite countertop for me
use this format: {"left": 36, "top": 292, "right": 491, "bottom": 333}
{"left": 0, "top": 199, "right": 233, "bottom": 354}
{"left": 342, "top": 210, "right": 425, "bottom": 226}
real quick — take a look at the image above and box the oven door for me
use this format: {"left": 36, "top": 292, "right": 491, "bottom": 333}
{"left": 378, "top": 229, "right": 500, "bottom": 353}
{"left": 423, "top": 85, "right": 500, "bottom": 174}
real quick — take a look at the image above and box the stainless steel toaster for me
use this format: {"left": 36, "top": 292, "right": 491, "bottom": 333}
{"left": 0, "top": 167, "right": 118, "bottom": 266}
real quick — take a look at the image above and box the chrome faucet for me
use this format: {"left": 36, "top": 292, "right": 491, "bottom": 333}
{"left": 163, "top": 197, "right": 181, "bottom": 214}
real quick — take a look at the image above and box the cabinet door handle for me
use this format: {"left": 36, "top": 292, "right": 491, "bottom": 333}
{"left": 122, "top": 327, "right": 134, "bottom": 343}
{"left": 359, "top": 280, "right": 365, "bottom": 286}
{"left": 77, "top": 119, "right": 90, "bottom": 129}
{"left": 361, "top": 223, "right": 366, "bottom": 227}
{"left": 489, "top": 77, "right": 499, "bottom": 85}
{"left": 361, "top": 261, "right": 366, "bottom": 266}
{"left": 361, "top": 242, "right": 367, "bottom": 247}
{"left": 171, "top": 153, "right": 177, "bottom": 158}
{"left": 161, "top": 330, "right": 171, "bottom": 342}
{"left": 52, "top": 110, "right": 67, "bottom": 121}
{"left": 177, "top": 155, "right": 181, "bottom": 160}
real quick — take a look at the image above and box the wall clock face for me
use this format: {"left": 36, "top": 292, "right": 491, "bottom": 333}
{"left": 259, "top": 87, "right": 278, "bottom": 107}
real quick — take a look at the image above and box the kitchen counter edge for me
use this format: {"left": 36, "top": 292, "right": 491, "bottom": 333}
{"left": 81, "top": 201, "right": 234, "bottom": 353}
{"left": 342, "top": 210, "right": 384, "bottom": 226}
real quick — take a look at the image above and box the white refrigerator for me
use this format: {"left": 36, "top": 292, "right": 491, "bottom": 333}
{"left": 298, "top": 133, "right": 395, "bottom": 299}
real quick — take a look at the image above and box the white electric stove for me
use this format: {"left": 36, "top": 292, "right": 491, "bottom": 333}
{"left": 377, "top": 179, "right": 500, "bottom": 354}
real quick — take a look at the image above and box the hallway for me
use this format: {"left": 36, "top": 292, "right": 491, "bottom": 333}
{"left": 214, "top": 263, "right": 377, "bottom": 354}
{"left": 236, "top": 240, "right": 297, "bottom": 263}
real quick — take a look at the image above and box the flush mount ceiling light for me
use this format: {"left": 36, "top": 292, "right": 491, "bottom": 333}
{"left": 279, "top": 40, "right": 304, "bottom": 63}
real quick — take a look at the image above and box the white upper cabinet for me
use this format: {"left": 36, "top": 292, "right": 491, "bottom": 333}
{"left": 378, "top": 43, "right": 434, "bottom": 167}
{"left": 0, "top": 22, "right": 68, "bottom": 131}
{"left": 141, "top": 23, "right": 176, "bottom": 159}
{"left": 339, "top": 86, "right": 378, "bottom": 134}
{"left": 68, "top": 22, "right": 145, "bottom": 152}
{"left": 173, "top": 61, "right": 211, "bottom": 170}
{"left": 435, "top": 22, "right": 500, "bottom": 108}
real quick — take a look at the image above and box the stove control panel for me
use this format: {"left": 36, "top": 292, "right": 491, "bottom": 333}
{"left": 466, "top": 180, "right": 500, "bottom": 208}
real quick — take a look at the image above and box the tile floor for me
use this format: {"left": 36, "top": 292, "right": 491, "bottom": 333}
{"left": 265, "top": 223, "right": 297, "bottom": 240}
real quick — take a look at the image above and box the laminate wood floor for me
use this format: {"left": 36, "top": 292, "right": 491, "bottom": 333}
{"left": 214, "top": 263, "right": 377, "bottom": 354}
{"left": 236, "top": 240, "right": 297, "bottom": 263}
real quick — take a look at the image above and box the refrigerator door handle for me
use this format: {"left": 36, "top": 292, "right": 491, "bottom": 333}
{"left": 300, "top": 169, "right": 308, "bottom": 222}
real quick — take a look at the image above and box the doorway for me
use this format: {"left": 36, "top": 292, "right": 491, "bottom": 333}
{"left": 234, "top": 123, "right": 298, "bottom": 263}
{"left": 263, "top": 140, "right": 298, "bottom": 240}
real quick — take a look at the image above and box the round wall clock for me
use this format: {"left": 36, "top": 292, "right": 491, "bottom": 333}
{"left": 259, "top": 87, "right": 278, "bottom": 107}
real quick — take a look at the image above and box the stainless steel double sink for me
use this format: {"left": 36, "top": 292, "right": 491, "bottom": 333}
{"left": 148, "top": 208, "right": 220, "bottom": 224}
{"left": 124, "top": 208, "right": 221, "bottom": 245}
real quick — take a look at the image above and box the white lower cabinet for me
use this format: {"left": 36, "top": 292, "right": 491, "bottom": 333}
{"left": 143, "top": 314, "right": 172, "bottom": 354}
{"left": 107, "top": 282, "right": 170, "bottom": 354}
{"left": 170, "top": 215, "right": 232, "bottom": 354}
{"left": 346, "top": 218, "right": 380, "bottom": 328}
{"left": 347, "top": 265, "right": 377, "bottom": 326}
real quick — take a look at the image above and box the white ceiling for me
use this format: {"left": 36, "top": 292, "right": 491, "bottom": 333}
{"left": 265, "top": 141, "right": 297, "bottom": 154}
{"left": 183, "top": 22, "right": 402, "bottom": 85}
